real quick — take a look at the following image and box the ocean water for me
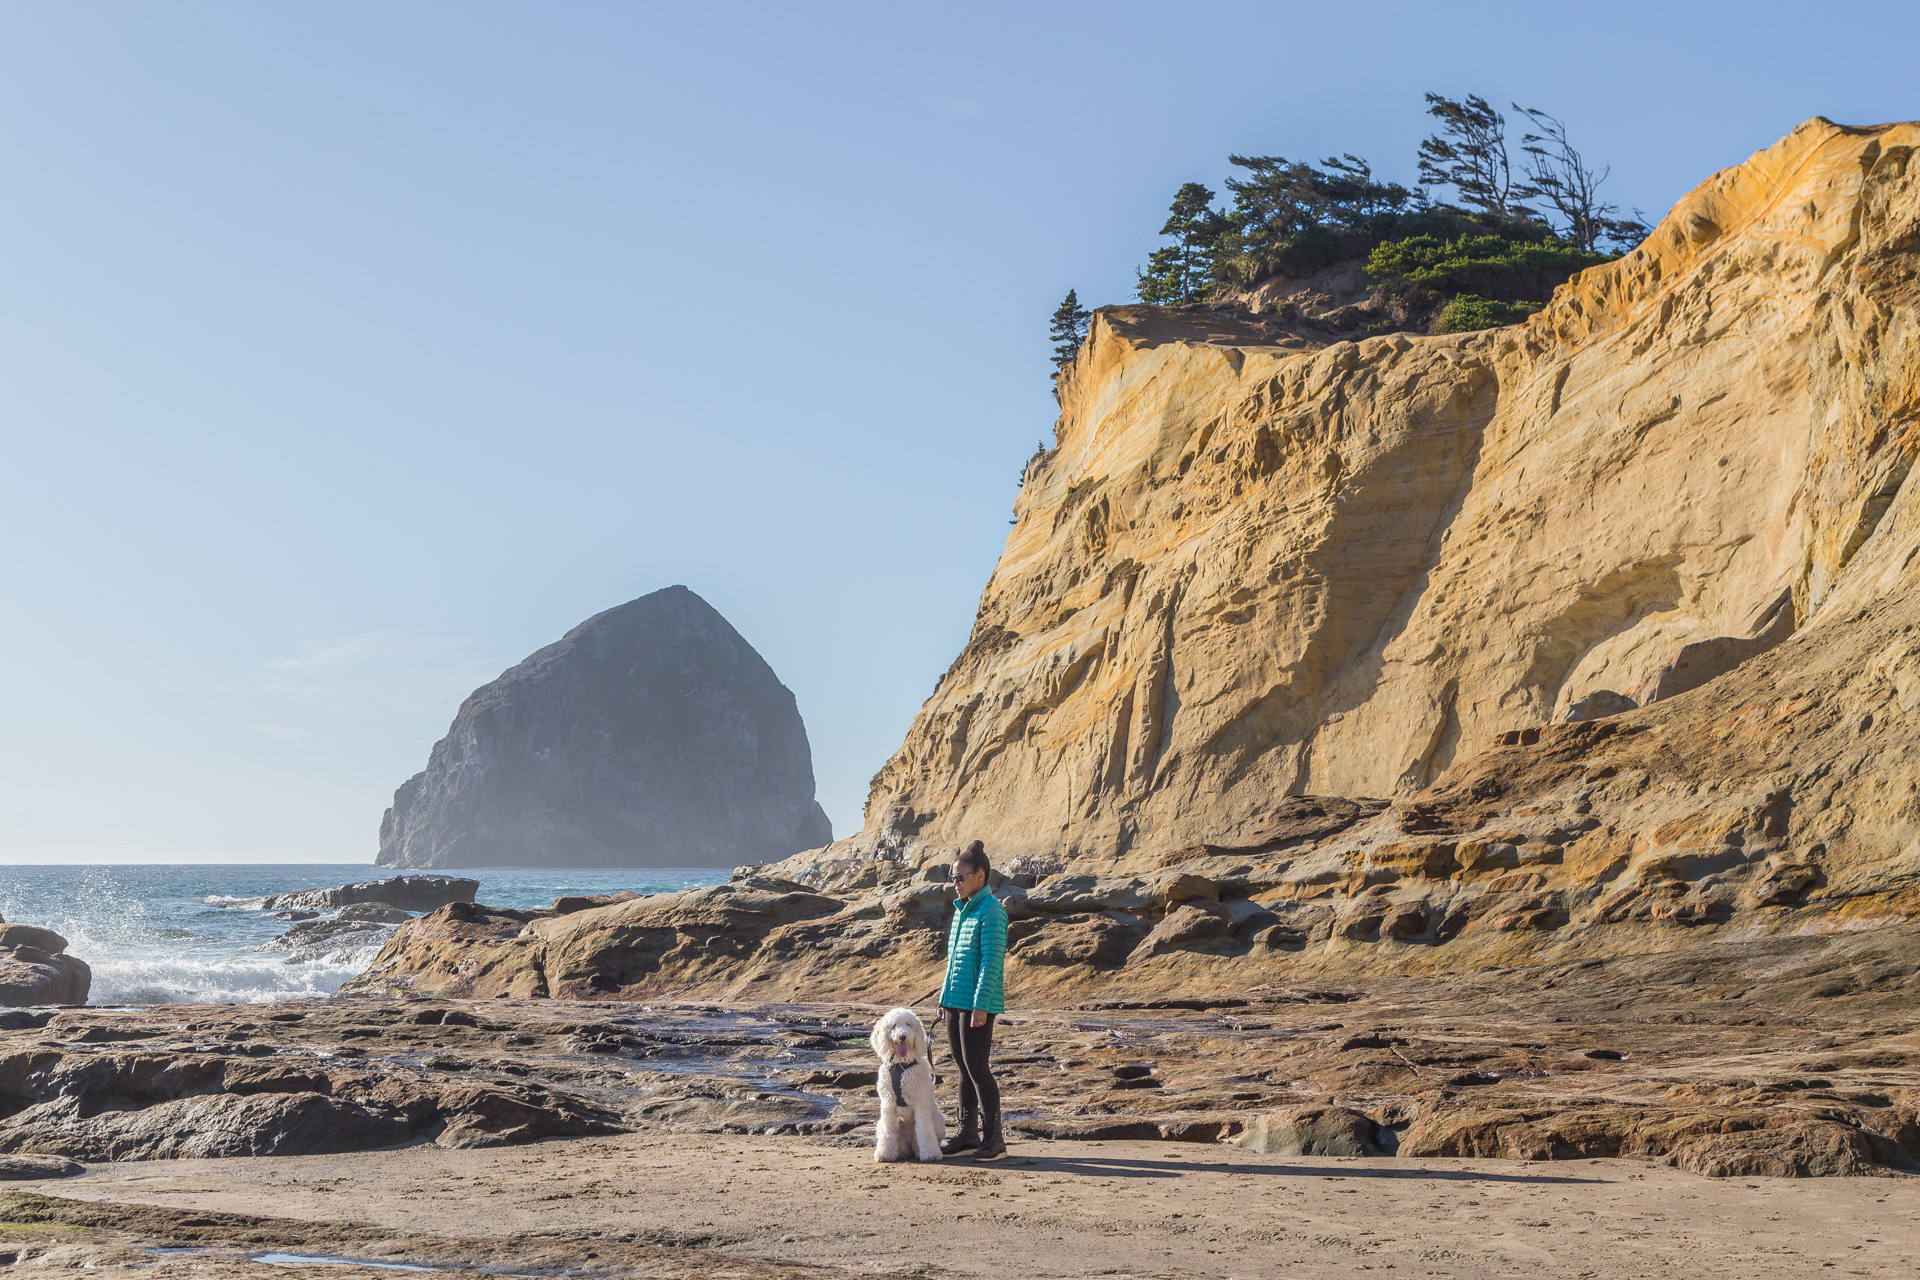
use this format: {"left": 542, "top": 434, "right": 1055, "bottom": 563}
{"left": 0, "top": 864, "right": 729, "bottom": 1006}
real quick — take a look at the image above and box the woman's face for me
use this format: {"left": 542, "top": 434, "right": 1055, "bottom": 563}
{"left": 952, "top": 862, "right": 987, "bottom": 898}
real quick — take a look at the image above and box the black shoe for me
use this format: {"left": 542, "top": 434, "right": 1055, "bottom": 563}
{"left": 941, "top": 1114, "right": 981, "bottom": 1156}
{"left": 972, "top": 1114, "right": 1007, "bottom": 1161}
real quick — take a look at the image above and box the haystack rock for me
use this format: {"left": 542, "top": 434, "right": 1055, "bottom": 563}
{"left": 376, "top": 586, "right": 832, "bottom": 869}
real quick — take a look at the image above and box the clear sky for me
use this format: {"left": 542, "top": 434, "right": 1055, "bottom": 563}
{"left": 2, "top": 2, "right": 1915, "bottom": 863}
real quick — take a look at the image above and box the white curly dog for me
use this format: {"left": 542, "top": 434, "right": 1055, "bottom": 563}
{"left": 870, "top": 1007, "right": 945, "bottom": 1162}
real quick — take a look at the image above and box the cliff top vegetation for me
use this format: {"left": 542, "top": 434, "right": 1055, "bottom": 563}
{"left": 1050, "top": 93, "right": 1651, "bottom": 381}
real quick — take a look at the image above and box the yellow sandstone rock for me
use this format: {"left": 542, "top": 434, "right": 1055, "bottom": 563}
{"left": 843, "top": 117, "right": 1920, "bottom": 908}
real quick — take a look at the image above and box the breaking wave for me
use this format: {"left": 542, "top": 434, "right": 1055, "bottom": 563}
{"left": 0, "top": 863, "right": 726, "bottom": 1004}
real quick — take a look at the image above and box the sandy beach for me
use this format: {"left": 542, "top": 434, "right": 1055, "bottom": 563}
{"left": 25, "top": 1128, "right": 1920, "bottom": 1279}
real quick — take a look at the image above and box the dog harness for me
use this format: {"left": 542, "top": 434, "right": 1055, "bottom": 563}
{"left": 888, "top": 1060, "right": 910, "bottom": 1104}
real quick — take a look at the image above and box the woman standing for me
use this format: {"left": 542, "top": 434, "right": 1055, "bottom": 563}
{"left": 939, "top": 840, "right": 1008, "bottom": 1160}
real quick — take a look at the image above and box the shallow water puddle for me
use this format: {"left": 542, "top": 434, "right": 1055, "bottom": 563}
{"left": 252, "top": 1254, "right": 437, "bottom": 1272}
{"left": 146, "top": 1249, "right": 550, "bottom": 1276}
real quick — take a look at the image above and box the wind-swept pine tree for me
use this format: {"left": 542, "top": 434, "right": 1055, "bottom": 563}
{"left": 1511, "top": 105, "right": 1650, "bottom": 252}
{"left": 1049, "top": 289, "right": 1092, "bottom": 374}
{"left": 1136, "top": 182, "right": 1230, "bottom": 305}
{"left": 1417, "top": 94, "right": 1526, "bottom": 219}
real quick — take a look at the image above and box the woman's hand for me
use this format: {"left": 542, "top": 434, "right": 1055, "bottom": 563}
{"left": 969, "top": 1009, "right": 988, "bottom": 1028}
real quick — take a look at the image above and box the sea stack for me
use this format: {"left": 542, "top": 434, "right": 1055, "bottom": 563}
{"left": 376, "top": 586, "right": 832, "bottom": 869}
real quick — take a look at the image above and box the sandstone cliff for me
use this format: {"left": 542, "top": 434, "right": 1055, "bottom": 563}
{"left": 360, "top": 118, "right": 1920, "bottom": 1006}
{"left": 377, "top": 586, "right": 832, "bottom": 869}
{"left": 851, "top": 117, "right": 1918, "bottom": 882}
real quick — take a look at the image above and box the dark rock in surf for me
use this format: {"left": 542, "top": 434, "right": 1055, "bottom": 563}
{"left": 262, "top": 876, "right": 477, "bottom": 913}
{"left": 335, "top": 903, "right": 413, "bottom": 924}
{"left": 375, "top": 586, "right": 833, "bottom": 869}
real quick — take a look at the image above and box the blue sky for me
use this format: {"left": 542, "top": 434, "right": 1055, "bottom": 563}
{"left": 2, "top": 2, "right": 1914, "bottom": 862}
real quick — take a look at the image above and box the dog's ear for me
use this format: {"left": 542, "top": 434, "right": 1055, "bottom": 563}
{"left": 870, "top": 1015, "right": 890, "bottom": 1062}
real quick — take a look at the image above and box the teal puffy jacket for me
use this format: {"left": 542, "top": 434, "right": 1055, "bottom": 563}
{"left": 940, "top": 888, "right": 1007, "bottom": 1014}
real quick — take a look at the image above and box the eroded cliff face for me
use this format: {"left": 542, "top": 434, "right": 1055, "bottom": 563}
{"left": 856, "top": 118, "right": 1920, "bottom": 875}
{"left": 360, "top": 119, "right": 1920, "bottom": 1025}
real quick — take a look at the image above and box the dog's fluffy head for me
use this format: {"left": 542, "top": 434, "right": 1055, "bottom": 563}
{"left": 870, "top": 1007, "right": 928, "bottom": 1066}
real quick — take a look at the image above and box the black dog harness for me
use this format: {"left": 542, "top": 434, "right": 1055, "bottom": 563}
{"left": 888, "top": 1060, "right": 911, "bottom": 1104}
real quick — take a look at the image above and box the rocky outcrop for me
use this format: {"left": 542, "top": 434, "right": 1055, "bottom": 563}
{"left": 0, "top": 926, "right": 89, "bottom": 1008}
{"left": 261, "top": 876, "right": 477, "bottom": 912}
{"left": 0, "top": 1020, "right": 624, "bottom": 1160}
{"left": 376, "top": 586, "right": 832, "bottom": 869}
{"left": 336, "top": 921, "right": 1920, "bottom": 1176}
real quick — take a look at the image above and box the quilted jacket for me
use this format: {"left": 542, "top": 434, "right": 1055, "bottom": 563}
{"left": 940, "top": 887, "right": 1007, "bottom": 1014}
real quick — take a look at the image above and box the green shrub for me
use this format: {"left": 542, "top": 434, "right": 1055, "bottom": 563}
{"left": 1367, "top": 233, "right": 1607, "bottom": 290}
{"left": 1434, "top": 294, "right": 1542, "bottom": 332}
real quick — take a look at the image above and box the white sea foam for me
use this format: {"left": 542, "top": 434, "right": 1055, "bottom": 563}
{"left": 86, "top": 954, "right": 370, "bottom": 1005}
{"left": 0, "top": 863, "right": 727, "bottom": 1004}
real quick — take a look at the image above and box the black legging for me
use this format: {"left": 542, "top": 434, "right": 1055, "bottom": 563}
{"left": 944, "top": 1006, "right": 999, "bottom": 1120}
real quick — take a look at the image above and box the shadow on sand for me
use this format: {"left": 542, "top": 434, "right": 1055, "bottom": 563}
{"left": 999, "top": 1153, "right": 1604, "bottom": 1185}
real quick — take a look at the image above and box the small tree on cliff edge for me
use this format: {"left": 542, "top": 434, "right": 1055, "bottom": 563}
{"left": 1049, "top": 289, "right": 1092, "bottom": 376}
{"left": 1136, "top": 182, "right": 1230, "bottom": 305}
{"left": 1512, "top": 106, "right": 1651, "bottom": 252}
{"left": 1417, "top": 94, "right": 1526, "bottom": 219}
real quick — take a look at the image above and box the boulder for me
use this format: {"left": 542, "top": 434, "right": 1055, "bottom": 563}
{"left": 0, "top": 1091, "right": 419, "bottom": 1160}
{"left": 0, "top": 1048, "right": 624, "bottom": 1159}
{"left": 1748, "top": 863, "right": 1820, "bottom": 907}
{"left": 874, "top": 882, "right": 954, "bottom": 929}
{"left": 1669, "top": 1123, "right": 1881, "bottom": 1178}
{"left": 1021, "top": 875, "right": 1152, "bottom": 916}
{"left": 1007, "top": 913, "right": 1148, "bottom": 968}
{"left": 263, "top": 918, "right": 401, "bottom": 960}
{"left": 1236, "top": 1106, "right": 1381, "bottom": 1157}
{"left": 335, "top": 903, "right": 413, "bottom": 924}
{"left": 0, "top": 951, "right": 88, "bottom": 1007}
{"left": 263, "top": 876, "right": 478, "bottom": 913}
{"left": 1146, "top": 872, "right": 1221, "bottom": 912}
{"left": 375, "top": 585, "right": 834, "bottom": 869}
{"left": 0, "top": 926, "right": 67, "bottom": 955}
{"left": 1131, "top": 904, "right": 1229, "bottom": 961}
{"left": 0, "top": 1154, "right": 81, "bottom": 1180}
{"left": 1221, "top": 899, "right": 1282, "bottom": 937}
